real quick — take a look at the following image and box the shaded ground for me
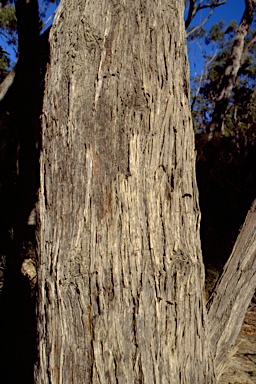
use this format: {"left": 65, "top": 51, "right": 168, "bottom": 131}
{"left": 220, "top": 299, "right": 256, "bottom": 384}
{"left": 205, "top": 269, "right": 256, "bottom": 383}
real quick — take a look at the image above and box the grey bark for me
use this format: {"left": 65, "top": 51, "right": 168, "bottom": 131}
{"left": 208, "top": 199, "right": 256, "bottom": 379}
{"left": 36, "top": 0, "right": 215, "bottom": 382}
{"left": 35, "top": 0, "right": 256, "bottom": 383}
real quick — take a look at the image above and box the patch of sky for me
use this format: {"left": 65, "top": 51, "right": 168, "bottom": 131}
{"left": 187, "top": 0, "right": 246, "bottom": 78}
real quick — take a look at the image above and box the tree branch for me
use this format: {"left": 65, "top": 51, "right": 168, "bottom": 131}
{"left": 191, "top": 49, "right": 218, "bottom": 111}
{"left": 197, "top": 0, "right": 226, "bottom": 12}
{"left": 241, "top": 31, "right": 256, "bottom": 65}
{"left": 185, "top": 0, "right": 227, "bottom": 30}
{"left": 185, "top": 0, "right": 197, "bottom": 29}
{"left": 0, "top": 24, "right": 50, "bottom": 112}
{"left": 0, "top": 66, "right": 16, "bottom": 102}
{"left": 207, "top": 198, "right": 256, "bottom": 379}
{"left": 187, "top": 8, "right": 214, "bottom": 38}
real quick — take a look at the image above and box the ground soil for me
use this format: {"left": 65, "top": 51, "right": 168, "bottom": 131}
{"left": 220, "top": 298, "right": 256, "bottom": 384}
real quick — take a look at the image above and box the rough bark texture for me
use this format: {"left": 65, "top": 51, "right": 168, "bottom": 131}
{"left": 36, "top": 1, "right": 216, "bottom": 382}
{"left": 208, "top": 199, "right": 256, "bottom": 379}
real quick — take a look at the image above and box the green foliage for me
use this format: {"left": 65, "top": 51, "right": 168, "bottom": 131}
{"left": 191, "top": 19, "right": 256, "bottom": 144}
{"left": 0, "top": 3, "right": 17, "bottom": 80}
{"left": 205, "top": 21, "right": 225, "bottom": 45}
{"left": 0, "top": 4, "right": 16, "bottom": 30}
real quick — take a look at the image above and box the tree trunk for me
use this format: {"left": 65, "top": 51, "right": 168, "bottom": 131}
{"left": 35, "top": 0, "right": 250, "bottom": 382}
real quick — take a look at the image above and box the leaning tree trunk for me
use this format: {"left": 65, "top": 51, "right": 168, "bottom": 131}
{"left": 36, "top": 0, "right": 216, "bottom": 382}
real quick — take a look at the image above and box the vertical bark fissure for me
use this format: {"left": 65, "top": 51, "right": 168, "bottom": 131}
{"left": 207, "top": 198, "right": 256, "bottom": 379}
{"left": 37, "top": 0, "right": 216, "bottom": 382}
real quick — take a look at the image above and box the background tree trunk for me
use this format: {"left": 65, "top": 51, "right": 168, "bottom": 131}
{"left": 0, "top": 1, "right": 40, "bottom": 383}
{"left": 36, "top": 0, "right": 216, "bottom": 382}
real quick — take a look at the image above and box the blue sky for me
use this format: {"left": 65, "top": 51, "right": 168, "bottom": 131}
{"left": 0, "top": 0, "right": 248, "bottom": 77}
{"left": 187, "top": 0, "right": 247, "bottom": 77}
{"left": 40, "top": 0, "right": 246, "bottom": 80}
{"left": 40, "top": 0, "right": 59, "bottom": 32}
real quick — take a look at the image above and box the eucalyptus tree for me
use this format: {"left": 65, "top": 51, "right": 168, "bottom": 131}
{"left": 0, "top": 1, "right": 256, "bottom": 383}
{"left": 35, "top": 0, "right": 256, "bottom": 383}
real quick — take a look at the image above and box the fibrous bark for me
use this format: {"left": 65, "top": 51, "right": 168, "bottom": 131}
{"left": 35, "top": 0, "right": 256, "bottom": 382}
{"left": 208, "top": 199, "right": 256, "bottom": 378}
{"left": 36, "top": 0, "right": 216, "bottom": 382}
